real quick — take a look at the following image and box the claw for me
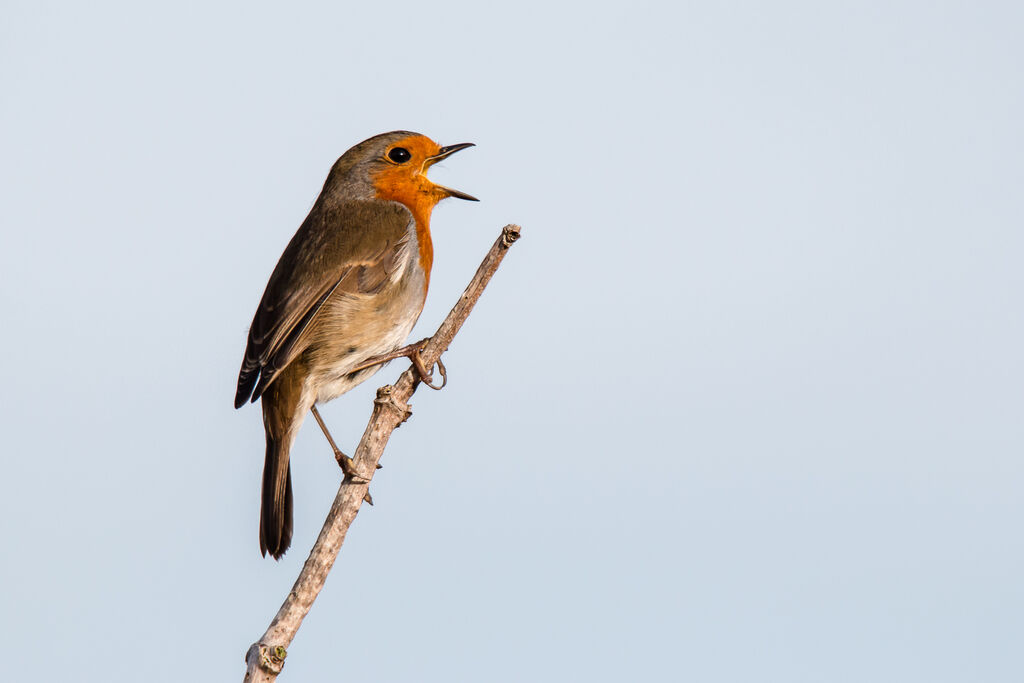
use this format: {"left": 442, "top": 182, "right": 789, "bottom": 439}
{"left": 338, "top": 454, "right": 357, "bottom": 477}
{"left": 409, "top": 348, "right": 446, "bottom": 390}
{"left": 432, "top": 357, "right": 448, "bottom": 390}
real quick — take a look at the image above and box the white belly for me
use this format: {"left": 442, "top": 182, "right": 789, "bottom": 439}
{"left": 300, "top": 243, "right": 428, "bottom": 406}
{"left": 309, "top": 310, "right": 419, "bottom": 403}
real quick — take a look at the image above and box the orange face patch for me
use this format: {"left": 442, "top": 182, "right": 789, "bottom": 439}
{"left": 371, "top": 134, "right": 450, "bottom": 282}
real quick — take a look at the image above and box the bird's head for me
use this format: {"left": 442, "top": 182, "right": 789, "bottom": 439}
{"left": 325, "top": 131, "right": 478, "bottom": 213}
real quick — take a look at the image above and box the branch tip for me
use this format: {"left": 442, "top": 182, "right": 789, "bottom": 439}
{"left": 501, "top": 224, "right": 521, "bottom": 247}
{"left": 246, "top": 643, "right": 286, "bottom": 676}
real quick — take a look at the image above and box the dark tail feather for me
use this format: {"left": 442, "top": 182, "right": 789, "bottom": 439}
{"left": 259, "top": 438, "right": 294, "bottom": 560}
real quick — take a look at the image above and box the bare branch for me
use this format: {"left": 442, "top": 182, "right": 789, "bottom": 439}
{"left": 243, "top": 224, "right": 522, "bottom": 682}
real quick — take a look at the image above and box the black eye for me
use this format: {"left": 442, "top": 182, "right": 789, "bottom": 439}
{"left": 387, "top": 147, "right": 411, "bottom": 163}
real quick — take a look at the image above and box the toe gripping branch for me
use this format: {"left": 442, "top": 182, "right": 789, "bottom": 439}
{"left": 310, "top": 405, "right": 378, "bottom": 505}
{"left": 349, "top": 338, "right": 448, "bottom": 390}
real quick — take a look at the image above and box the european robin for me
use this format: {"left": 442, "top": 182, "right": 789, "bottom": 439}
{"left": 234, "top": 131, "right": 477, "bottom": 559}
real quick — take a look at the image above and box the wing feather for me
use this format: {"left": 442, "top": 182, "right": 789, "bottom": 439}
{"left": 234, "top": 199, "right": 412, "bottom": 408}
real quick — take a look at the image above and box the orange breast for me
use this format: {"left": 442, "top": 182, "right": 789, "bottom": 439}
{"left": 370, "top": 135, "right": 449, "bottom": 289}
{"left": 372, "top": 172, "right": 437, "bottom": 284}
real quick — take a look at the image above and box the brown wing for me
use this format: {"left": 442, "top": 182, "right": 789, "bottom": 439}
{"left": 234, "top": 199, "right": 412, "bottom": 408}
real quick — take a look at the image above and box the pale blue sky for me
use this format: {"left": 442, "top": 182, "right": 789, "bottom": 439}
{"left": 2, "top": 1, "right": 1022, "bottom": 681}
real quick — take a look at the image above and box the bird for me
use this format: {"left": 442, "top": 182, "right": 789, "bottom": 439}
{"left": 234, "top": 131, "right": 477, "bottom": 559}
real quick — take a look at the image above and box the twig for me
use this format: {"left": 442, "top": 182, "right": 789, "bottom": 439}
{"left": 243, "top": 224, "right": 522, "bottom": 682}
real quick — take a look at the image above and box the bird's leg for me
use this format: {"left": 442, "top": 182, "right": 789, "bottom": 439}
{"left": 310, "top": 405, "right": 351, "bottom": 471}
{"left": 347, "top": 338, "right": 448, "bottom": 390}
{"left": 310, "top": 405, "right": 376, "bottom": 505}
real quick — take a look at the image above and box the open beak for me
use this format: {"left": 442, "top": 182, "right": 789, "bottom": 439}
{"left": 426, "top": 143, "right": 479, "bottom": 201}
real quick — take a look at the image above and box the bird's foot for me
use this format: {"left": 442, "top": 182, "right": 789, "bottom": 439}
{"left": 336, "top": 451, "right": 357, "bottom": 476}
{"left": 349, "top": 338, "right": 447, "bottom": 390}
{"left": 411, "top": 350, "right": 447, "bottom": 391}
{"left": 335, "top": 455, "right": 378, "bottom": 505}
{"left": 336, "top": 452, "right": 383, "bottom": 477}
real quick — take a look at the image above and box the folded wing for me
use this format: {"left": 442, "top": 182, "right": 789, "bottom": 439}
{"left": 234, "top": 200, "right": 412, "bottom": 408}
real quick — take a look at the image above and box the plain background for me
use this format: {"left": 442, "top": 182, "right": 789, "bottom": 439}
{"left": 2, "top": 1, "right": 1022, "bottom": 681}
